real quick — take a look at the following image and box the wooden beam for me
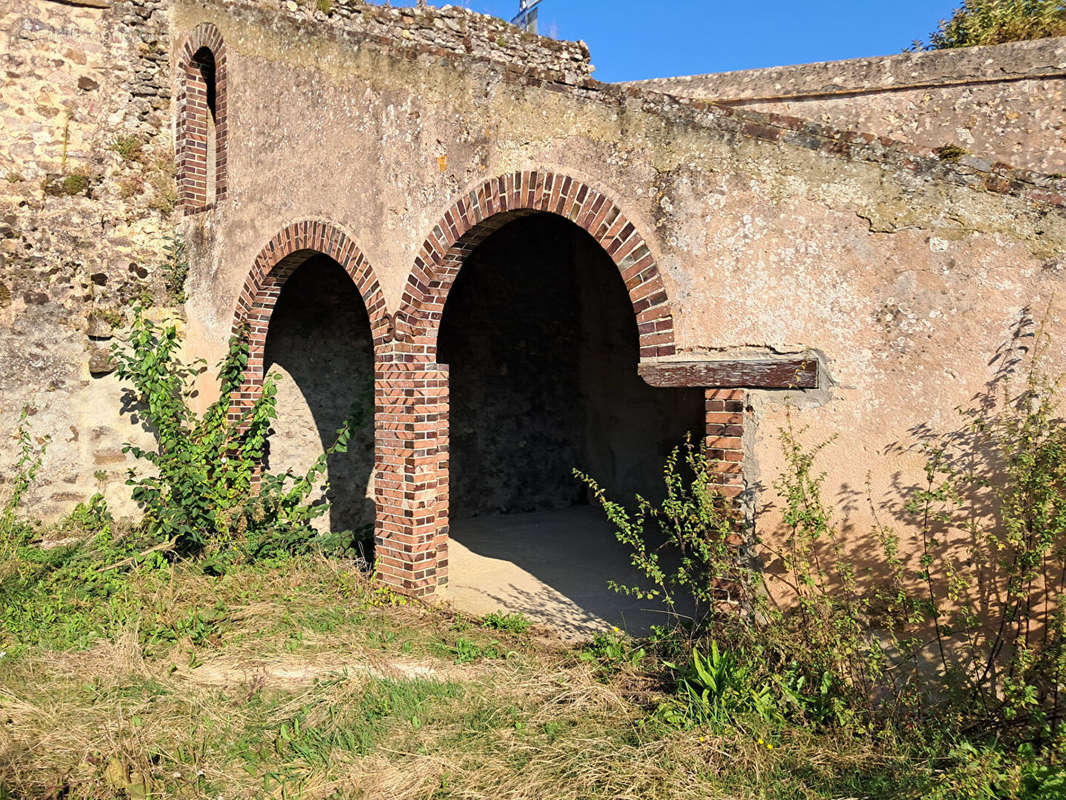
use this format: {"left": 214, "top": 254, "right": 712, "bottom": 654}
{"left": 638, "top": 358, "right": 818, "bottom": 389}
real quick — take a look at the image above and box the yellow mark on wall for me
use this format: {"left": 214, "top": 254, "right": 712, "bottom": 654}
{"left": 437, "top": 154, "right": 447, "bottom": 172}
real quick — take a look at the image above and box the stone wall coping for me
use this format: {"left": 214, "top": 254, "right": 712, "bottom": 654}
{"left": 200, "top": 0, "right": 591, "bottom": 83}
{"left": 623, "top": 36, "right": 1066, "bottom": 102}
{"left": 614, "top": 81, "right": 1066, "bottom": 208}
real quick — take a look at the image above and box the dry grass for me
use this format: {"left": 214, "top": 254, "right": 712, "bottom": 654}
{"left": 0, "top": 555, "right": 913, "bottom": 799}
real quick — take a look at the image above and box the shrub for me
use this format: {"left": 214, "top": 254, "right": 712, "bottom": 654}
{"left": 111, "top": 309, "right": 367, "bottom": 571}
{"left": 915, "top": 0, "right": 1066, "bottom": 49}
{"left": 582, "top": 322, "right": 1066, "bottom": 750}
{"left": 899, "top": 325, "right": 1066, "bottom": 739}
{"left": 575, "top": 434, "right": 759, "bottom": 633}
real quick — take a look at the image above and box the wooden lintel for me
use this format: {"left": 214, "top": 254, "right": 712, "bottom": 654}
{"left": 638, "top": 358, "right": 818, "bottom": 389}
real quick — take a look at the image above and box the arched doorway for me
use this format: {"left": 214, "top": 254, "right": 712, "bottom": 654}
{"left": 264, "top": 253, "right": 375, "bottom": 553}
{"left": 434, "top": 212, "right": 704, "bottom": 632}
{"left": 230, "top": 221, "right": 389, "bottom": 560}
{"left": 439, "top": 213, "right": 702, "bottom": 516}
{"left": 383, "top": 172, "right": 694, "bottom": 612}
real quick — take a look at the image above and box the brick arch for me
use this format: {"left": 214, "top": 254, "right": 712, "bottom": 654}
{"left": 176, "top": 22, "right": 228, "bottom": 214}
{"left": 372, "top": 172, "right": 677, "bottom": 597}
{"left": 396, "top": 170, "right": 676, "bottom": 360}
{"left": 228, "top": 220, "right": 390, "bottom": 418}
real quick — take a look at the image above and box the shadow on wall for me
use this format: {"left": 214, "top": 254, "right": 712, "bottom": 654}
{"left": 263, "top": 254, "right": 375, "bottom": 550}
{"left": 753, "top": 310, "right": 1057, "bottom": 672}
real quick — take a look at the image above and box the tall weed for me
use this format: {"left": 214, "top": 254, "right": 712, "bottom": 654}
{"left": 0, "top": 409, "right": 47, "bottom": 568}
{"left": 582, "top": 322, "right": 1066, "bottom": 752}
{"left": 575, "top": 434, "right": 759, "bottom": 634}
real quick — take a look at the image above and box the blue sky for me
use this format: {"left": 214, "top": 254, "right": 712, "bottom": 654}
{"left": 398, "top": 1, "right": 963, "bottom": 82}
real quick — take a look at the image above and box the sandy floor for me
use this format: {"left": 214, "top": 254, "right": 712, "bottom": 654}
{"left": 444, "top": 506, "right": 681, "bottom": 640}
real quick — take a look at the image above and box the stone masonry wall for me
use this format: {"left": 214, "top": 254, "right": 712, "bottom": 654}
{"left": 0, "top": 0, "right": 174, "bottom": 519}
{"left": 628, "top": 37, "right": 1066, "bottom": 175}
{"left": 221, "top": 0, "right": 592, "bottom": 84}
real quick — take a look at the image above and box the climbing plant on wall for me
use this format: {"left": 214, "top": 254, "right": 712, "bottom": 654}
{"left": 112, "top": 310, "right": 364, "bottom": 572}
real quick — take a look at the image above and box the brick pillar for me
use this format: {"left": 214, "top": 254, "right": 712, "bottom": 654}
{"left": 704, "top": 388, "right": 747, "bottom": 497}
{"left": 374, "top": 349, "right": 448, "bottom": 596}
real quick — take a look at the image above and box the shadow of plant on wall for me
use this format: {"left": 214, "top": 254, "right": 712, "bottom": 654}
{"left": 853, "top": 308, "right": 1066, "bottom": 736}
{"left": 583, "top": 306, "right": 1066, "bottom": 758}
{"left": 761, "top": 307, "right": 1066, "bottom": 744}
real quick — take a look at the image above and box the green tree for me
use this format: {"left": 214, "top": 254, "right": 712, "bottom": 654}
{"left": 915, "top": 0, "right": 1066, "bottom": 49}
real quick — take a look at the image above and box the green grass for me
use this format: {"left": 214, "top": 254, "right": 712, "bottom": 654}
{"left": 482, "top": 611, "right": 533, "bottom": 634}
{"left": 0, "top": 553, "right": 1025, "bottom": 799}
{"left": 109, "top": 134, "right": 145, "bottom": 163}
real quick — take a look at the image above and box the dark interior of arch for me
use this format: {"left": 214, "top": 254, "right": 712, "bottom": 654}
{"left": 193, "top": 46, "right": 216, "bottom": 119}
{"left": 438, "top": 213, "right": 705, "bottom": 520}
{"left": 263, "top": 253, "right": 375, "bottom": 555}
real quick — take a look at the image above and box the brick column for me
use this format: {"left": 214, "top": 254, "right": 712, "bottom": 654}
{"left": 704, "top": 388, "right": 747, "bottom": 497}
{"left": 373, "top": 349, "right": 449, "bottom": 596}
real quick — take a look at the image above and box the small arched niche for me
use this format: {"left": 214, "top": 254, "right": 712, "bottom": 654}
{"left": 178, "top": 24, "right": 227, "bottom": 213}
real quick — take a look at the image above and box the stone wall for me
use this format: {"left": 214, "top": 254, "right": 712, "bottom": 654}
{"left": 0, "top": 0, "right": 174, "bottom": 519}
{"left": 627, "top": 37, "right": 1066, "bottom": 175}
{"left": 200, "top": 0, "right": 592, "bottom": 83}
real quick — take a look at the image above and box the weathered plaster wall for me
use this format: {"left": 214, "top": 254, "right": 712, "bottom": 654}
{"left": 628, "top": 37, "right": 1066, "bottom": 175}
{"left": 0, "top": 0, "right": 174, "bottom": 518}
{"left": 177, "top": 0, "right": 1066, "bottom": 584}
{"left": 4, "top": 0, "right": 1065, "bottom": 590}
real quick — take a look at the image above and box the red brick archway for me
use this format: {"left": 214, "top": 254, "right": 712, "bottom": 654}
{"left": 396, "top": 171, "right": 676, "bottom": 360}
{"left": 376, "top": 171, "right": 678, "bottom": 595}
{"left": 228, "top": 220, "right": 389, "bottom": 421}
{"left": 176, "top": 22, "right": 228, "bottom": 214}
